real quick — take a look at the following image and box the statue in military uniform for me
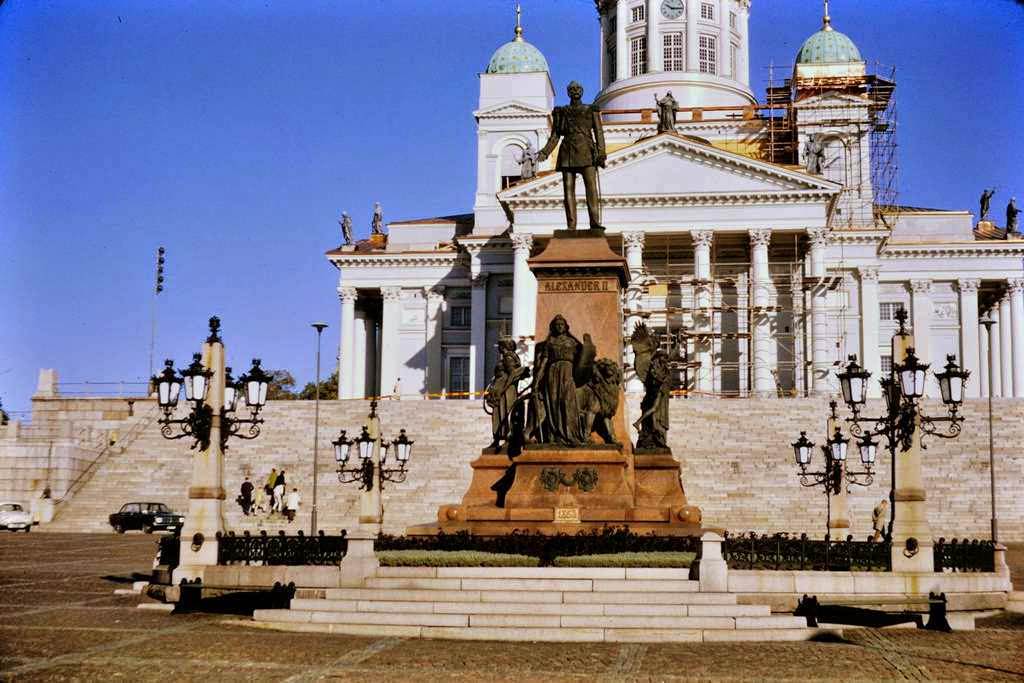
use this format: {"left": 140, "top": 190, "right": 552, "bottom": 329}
{"left": 538, "top": 81, "right": 607, "bottom": 231}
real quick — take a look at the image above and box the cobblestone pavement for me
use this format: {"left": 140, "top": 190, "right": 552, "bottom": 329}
{"left": 0, "top": 534, "right": 1021, "bottom": 682}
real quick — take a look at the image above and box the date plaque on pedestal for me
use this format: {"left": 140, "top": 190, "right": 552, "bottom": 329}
{"left": 554, "top": 507, "right": 582, "bottom": 524}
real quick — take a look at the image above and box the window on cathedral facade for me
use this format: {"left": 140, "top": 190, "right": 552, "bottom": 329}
{"left": 700, "top": 2, "right": 714, "bottom": 21}
{"left": 630, "top": 35, "right": 647, "bottom": 76}
{"left": 630, "top": 4, "right": 645, "bottom": 23}
{"left": 881, "top": 355, "right": 893, "bottom": 375}
{"left": 729, "top": 11, "right": 737, "bottom": 29}
{"left": 450, "top": 305, "right": 471, "bottom": 328}
{"left": 663, "top": 33, "right": 685, "bottom": 71}
{"left": 699, "top": 34, "right": 716, "bottom": 74}
{"left": 730, "top": 43, "right": 738, "bottom": 77}
{"left": 879, "top": 302, "right": 905, "bottom": 322}
{"left": 448, "top": 357, "right": 469, "bottom": 395}
{"left": 500, "top": 144, "right": 523, "bottom": 190}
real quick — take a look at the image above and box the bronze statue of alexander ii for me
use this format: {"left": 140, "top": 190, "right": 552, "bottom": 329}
{"left": 538, "top": 81, "right": 607, "bottom": 231}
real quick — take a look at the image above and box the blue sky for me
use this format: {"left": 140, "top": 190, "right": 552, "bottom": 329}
{"left": 1, "top": 0, "right": 1022, "bottom": 417}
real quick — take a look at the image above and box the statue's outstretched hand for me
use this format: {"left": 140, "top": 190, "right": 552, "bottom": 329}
{"left": 596, "top": 154, "right": 607, "bottom": 168}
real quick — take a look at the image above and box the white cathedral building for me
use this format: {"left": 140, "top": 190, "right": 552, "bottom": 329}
{"left": 328, "top": 1, "right": 1024, "bottom": 403}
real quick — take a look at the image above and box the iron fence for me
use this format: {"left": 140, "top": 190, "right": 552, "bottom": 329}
{"left": 215, "top": 530, "right": 348, "bottom": 566}
{"left": 722, "top": 532, "right": 891, "bottom": 571}
{"left": 933, "top": 538, "right": 996, "bottom": 573}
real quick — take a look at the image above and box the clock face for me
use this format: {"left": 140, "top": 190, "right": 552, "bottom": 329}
{"left": 661, "top": 0, "right": 685, "bottom": 20}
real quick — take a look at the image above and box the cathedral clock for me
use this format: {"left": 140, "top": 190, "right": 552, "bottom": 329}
{"left": 661, "top": 0, "right": 685, "bottom": 20}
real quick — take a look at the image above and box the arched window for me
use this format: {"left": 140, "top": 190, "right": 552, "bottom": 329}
{"left": 501, "top": 144, "right": 523, "bottom": 190}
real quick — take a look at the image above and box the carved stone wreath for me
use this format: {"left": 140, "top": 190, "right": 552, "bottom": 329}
{"left": 539, "top": 467, "right": 599, "bottom": 493}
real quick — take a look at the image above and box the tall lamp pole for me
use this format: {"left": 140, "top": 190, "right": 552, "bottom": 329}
{"left": 311, "top": 322, "right": 329, "bottom": 535}
{"left": 980, "top": 315, "right": 997, "bottom": 542}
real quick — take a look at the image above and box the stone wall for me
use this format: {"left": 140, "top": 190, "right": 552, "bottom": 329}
{"left": 21, "top": 395, "right": 1024, "bottom": 542}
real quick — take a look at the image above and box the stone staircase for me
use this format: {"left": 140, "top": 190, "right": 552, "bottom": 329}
{"left": 251, "top": 566, "right": 839, "bottom": 642}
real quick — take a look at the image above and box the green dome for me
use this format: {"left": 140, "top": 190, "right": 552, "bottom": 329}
{"left": 486, "top": 37, "right": 549, "bottom": 74}
{"left": 796, "top": 27, "right": 862, "bottom": 64}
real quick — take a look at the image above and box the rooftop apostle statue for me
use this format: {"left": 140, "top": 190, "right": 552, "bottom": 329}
{"left": 537, "top": 81, "right": 606, "bottom": 231}
{"left": 338, "top": 211, "right": 353, "bottom": 245}
{"left": 654, "top": 91, "right": 681, "bottom": 134}
{"left": 371, "top": 202, "right": 384, "bottom": 235}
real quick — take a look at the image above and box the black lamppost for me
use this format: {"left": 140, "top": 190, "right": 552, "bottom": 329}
{"left": 980, "top": 314, "right": 998, "bottom": 542}
{"left": 835, "top": 309, "right": 969, "bottom": 541}
{"left": 152, "top": 317, "right": 271, "bottom": 451}
{"left": 310, "top": 322, "right": 328, "bottom": 536}
{"left": 793, "top": 400, "right": 875, "bottom": 538}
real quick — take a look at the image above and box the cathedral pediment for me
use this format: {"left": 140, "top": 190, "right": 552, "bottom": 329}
{"left": 500, "top": 133, "right": 840, "bottom": 207}
{"left": 474, "top": 100, "right": 550, "bottom": 119}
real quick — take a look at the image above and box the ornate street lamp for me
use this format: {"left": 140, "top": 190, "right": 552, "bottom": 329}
{"left": 934, "top": 354, "right": 970, "bottom": 407}
{"left": 334, "top": 403, "right": 413, "bottom": 493}
{"left": 895, "top": 348, "right": 928, "bottom": 400}
{"left": 152, "top": 317, "right": 269, "bottom": 451}
{"left": 223, "top": 367, "right": 239, "bottom": 414}
{"left": 792, "top": 431, "right": 814, "bottom": 468}
{"left": 334, "top": 428, "right": 373, "bottom": 489}
{"left": 835, "top": 308, "right": 968, "bottom": 543}
{"left": 837, "top": 355, "right": 870, "bottom": 410}
{"left": 794, "top": 402, "right": 873, "bottom": 539}
{"left": 238, "top": 359, "right": 271, "bottom": 410}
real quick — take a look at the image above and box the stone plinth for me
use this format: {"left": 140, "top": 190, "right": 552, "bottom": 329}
{"left": 412, "top": 230, "right": 703, "bottom": 537}
{"left": 529, "top": 230, "right": 630, "bottom": 445}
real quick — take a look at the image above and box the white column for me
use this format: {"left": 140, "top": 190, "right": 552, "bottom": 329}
{"left": 990, "top": 304, "right": 1003, "bottom": 398}
{"left": 750, "top": 229, "right": 772, "bottom": 396}
{"left": 858, "top": 267, "right": 881, "bottom": 398}
{"left": 511, "top": 233, "right": 535, "bottom": 341}
{"left": 623, "top": 231, "right": 645, "bottom": 281}
{"left": 956, "top": 279, "right": 981, "bottom": 399}
{"left": 338, "top": 287, "right": 358, "bottom": 399}
{"left": 1009, "top": 279, "right": 1024, "bottom": 397}
{"left": 998, "top": 292, "right": 1012, "bottom": 397}
{"left": 736, "top": 272, "right": 748, "bottom": 395}
{"left": 616, "top": 0, "right": 629, "bottom": 81}
{"left": 790, "top": 272, "right": 805, "bottom": 396}
{"left": 424, "top": 286, "right": 445, "bottom": 397}
{"left": 692, "top": 230, "right": 714, "bottom": 394}
{"left": 685, "top": 0, "right": 698, "bottom": 72}
{"left": 623, "top": 232, "right": 646, "bottom": 394}
{"left": 808, "top": 228, "right": 830, "bottom": 394}
{"left": 379, "top": 287, "right": 402, "bottom": 398}
{"left": 599, "top": 12, "right": 608, "bottom": 88}
{"left": 647, "top": 0, "right": 661, "bottom": 72}
{"left": 909, "top": 280, "right": 933, "bottom": 395}
{"left": 718, "top": 1, "right": 730, "bottom": 78}
{"left": 738, "top": 0, "right": 750, "bottom": 86}
{"left": 979, "top": 316, "right": 990, "bottom": 397}
{"left": 469, "top": 273, "right": 488, "bottom": 398}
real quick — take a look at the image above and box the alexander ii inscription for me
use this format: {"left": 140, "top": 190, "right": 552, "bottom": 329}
{"left": 540, "top": 279, "right": 612, "bottom": 294}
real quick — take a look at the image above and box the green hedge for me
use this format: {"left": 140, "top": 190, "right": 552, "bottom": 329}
{"left": 377, "top": 550, "right": 539, "bottom": 567}
{"left": 553, "top": 551, "right": 696, "bottom": 568}
{"left": 376, "top": 528, "right": 701, "bottom": 566}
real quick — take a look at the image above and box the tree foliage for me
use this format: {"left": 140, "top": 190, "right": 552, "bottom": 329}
{"left": 266, "top": 370, "right": 298, "bottom": 400}
{"left": 265, "top": 369, "right": 337, "bottom": 400}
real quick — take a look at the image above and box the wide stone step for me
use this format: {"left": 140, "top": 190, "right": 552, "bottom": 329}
{"left": 288, "top": 598, "right": 770, "bottom": 618}
{"left": 362, "top": 576, "right": 700, "bottom": 593}
{"left": 323, "top": 587, "right": 734, "bottom": 605}
{"left": 256, "top": 608, "right": 801, "bottom": 631}
{"left": 377, "top": 566, "right": 692, "bottom": 581}
{"left": 249, "top": 614, "right": 839, "bottom": 642}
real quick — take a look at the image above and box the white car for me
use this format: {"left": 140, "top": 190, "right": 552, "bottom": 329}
{"left": 0, "top": 502, "right": 33, "bottom": 532}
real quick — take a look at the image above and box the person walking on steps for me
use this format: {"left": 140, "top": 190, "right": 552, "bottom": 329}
{"left": 273, "top": 470, "right": 286, "bottom": 514}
